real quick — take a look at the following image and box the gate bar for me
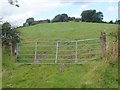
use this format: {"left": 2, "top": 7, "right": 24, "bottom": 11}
{"left": 55, "top": 41, "right": 59, "bottom": 64}
{"left": 34, "top": 42, "right": 38, "bottom": 63}
{"left": 75, "top": 41, "right": 78, "bottom": 63}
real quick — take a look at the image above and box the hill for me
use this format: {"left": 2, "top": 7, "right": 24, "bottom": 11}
{"left": 17, "top": 22, "right": 117, "bottom": 41}
{"left": 2, "top": 22, "right": 118, "bottom": 88}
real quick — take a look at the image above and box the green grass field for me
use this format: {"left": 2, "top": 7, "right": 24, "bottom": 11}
{"left": 2, "top": 22, "right": 118, "bottom": 88}
{"left": 18, "top": 22, "right": 117, "bottom": 41}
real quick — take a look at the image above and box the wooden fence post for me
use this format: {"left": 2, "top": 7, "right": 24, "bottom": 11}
{"left": 100, "top": 31, "right": 106, "bottom": 57}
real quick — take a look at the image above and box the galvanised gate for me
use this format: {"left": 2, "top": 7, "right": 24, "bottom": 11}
{"left": 16, "top": 38, "right": 100, "bottom": 64}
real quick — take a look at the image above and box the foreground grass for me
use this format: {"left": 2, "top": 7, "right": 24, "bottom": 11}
{"left": 2, "top": 52, "right": 118, "bottom": 88}
{"left": 2, "top": 22, "right": 118, "bottom": 88}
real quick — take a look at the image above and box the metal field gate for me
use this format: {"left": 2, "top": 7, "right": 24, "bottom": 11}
{"left": 16, "top": 38, "right": 101, "bottom": 64}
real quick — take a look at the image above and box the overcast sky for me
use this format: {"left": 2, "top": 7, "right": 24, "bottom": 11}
{"left": 0, "top": 0, "right": 119, "bottom": 26}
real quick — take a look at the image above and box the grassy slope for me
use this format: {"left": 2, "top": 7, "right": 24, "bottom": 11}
{"left": 2, "top": 22, "right": 118, "bottom": 88}
{"left": 18, "top": 22, "right": 117, "bottom": 41}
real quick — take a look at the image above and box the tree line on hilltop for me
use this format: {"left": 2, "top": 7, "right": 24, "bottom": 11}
{"left": 23, "top": 9, "right": 120, "bottom": 27}
{"left": 23, "top": 13, "right": 81, "bottom": 26}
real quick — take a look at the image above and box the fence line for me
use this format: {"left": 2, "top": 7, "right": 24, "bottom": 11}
{"left": 19, "top": 38, "right": 99, "bottom": 43}
{"left": 16, "top": 38, "right": 101, "bottom": 64}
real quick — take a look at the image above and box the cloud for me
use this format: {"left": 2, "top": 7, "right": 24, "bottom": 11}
{"left": 107, "top": 6, "right": 118, "bottom": 13}
{"left": 0, "top": 0, "right": 71, "bottom": 26}
{"left": 59, "top": 0, "right": 119, "bottom": 3}
{"left": 72, "top": 4, "right": 89, "bottom": 18}
{"left": 0, "top": 0, "right": 118, "bottom": 26}
{"left": 3, "top": 11, "right": 34, "bottom": 26}
{"left": 108, "top": 0, "right": 119, "bottom": 3}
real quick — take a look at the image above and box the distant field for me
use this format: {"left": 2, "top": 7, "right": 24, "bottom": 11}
{"left": 2, "top": 22, "right": 118, "bottom": 88}
{"left": 17, "top": 22, "right": 117, "bottom": 41}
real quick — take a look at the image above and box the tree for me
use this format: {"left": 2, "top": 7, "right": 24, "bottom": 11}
{"left": 68, "top": 17, "right": 75, "bottom": 21}
{"left": 8, "top": 0, "right": 19, "bottom": 7}
{"left": 2, "top": 22, "right": 12, "bottom": 46}
{"left": 115, "top": 19, "right": 120, "bottom": 24}
{"left": 52, "top": 14, "right": 62, "bottom": 22}
{"left": 61, "top": 14, "right": 69, "bottom": 22}
{"left": 81, "top": 10, "right": 103, "bottom": 23}
{"left": 96, "top": 11, "right": 103, "bottom": 22}
{"left": 118, "top": 20, "right": 120, "bottom": 24}
{"left": 81, "top": 10, "right": 96, "bottom": 22}
{"left": 75, "top": 18, "right": 81, "bottom": 22}
{"left": 26, "top": 17, "right": 34, "bottom": 26}
{"left": 52, "top": 13, "right": 69, "bottom": 22}
{"left": 109, "top": 20, "right": 114, "bottom": 24}
{"left": 46, "top": 19, "right": 50, "bottom": 23}
{"left": 2, "top": 22, "right": 20, "bottom": 55}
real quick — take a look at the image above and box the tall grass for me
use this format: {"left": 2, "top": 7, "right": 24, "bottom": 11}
{"left": 105, "top": 30, "right": 118, "bottom": 60}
